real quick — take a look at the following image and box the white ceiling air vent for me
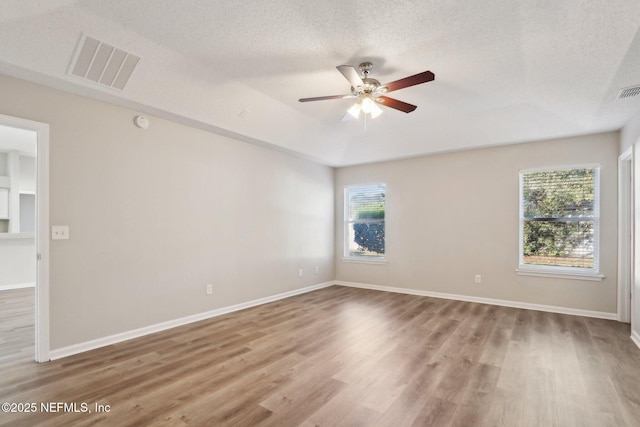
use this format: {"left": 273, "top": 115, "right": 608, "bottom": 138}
{"left": 617, "top": 85, "right": 640, "bottom": 100}
{"left": 68, "top": 34, "right": 140, "bottom": 90}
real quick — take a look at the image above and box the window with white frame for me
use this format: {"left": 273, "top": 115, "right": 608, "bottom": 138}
{"left": 518, "top": 166, "right": 600, "bottom": 277}
{"left": 344, "top": 184, "right": 385, "bottom": 260}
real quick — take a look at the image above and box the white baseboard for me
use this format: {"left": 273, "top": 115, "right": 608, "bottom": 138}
{"left": 49, "top": 281, "right": 333, "bottom": 360}
{"left": 334, "top": 281, "right": 618, "bottom": 320}
{"left": 632, "top": 330, "right": 640, "bottom": 351}
{"left": 0, "top": 282, "right": 35, "bottom": 291}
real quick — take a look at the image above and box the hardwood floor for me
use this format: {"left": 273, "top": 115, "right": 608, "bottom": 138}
{"left": 0, "top": 288, "right": 34, "bottom": 368}
{"left": 1, "top": 285, "right": 639, "bottom": 426}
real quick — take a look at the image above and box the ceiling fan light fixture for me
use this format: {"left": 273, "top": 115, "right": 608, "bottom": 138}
{"left": 361, "top": 96, "right": 375, "bottom": 113}
{"left": 348, "top": 95, "right": 383, "bottom": 120}
{"left": 347, "top": 101, "right": 362, "bottom": 118}
{"left": 361, "top": 96, "right": 383, "bottom": 118}
{"left": 370, "top": 102, "right": 383, "bottom": 118}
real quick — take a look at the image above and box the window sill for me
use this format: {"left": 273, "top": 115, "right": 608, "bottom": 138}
{"left": 516, "top": 267, "right": 604, "bottom": 282}
{"left": 342, "top": 257, "right": 387, "bottom": 265}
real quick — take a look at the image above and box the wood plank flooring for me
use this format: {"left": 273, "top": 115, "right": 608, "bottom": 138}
{"left": 1, "top": 285, "right": 639, "bottom": 426}
{"left": 0, "top": 288, "right": 34, "bottom": 368}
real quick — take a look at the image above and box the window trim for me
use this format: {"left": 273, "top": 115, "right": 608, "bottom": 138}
{"left": 517, "top": 164, "right": 603, "bottom": 281}
{"left": 343, "top": 183, "right": 387, "bottom": 262}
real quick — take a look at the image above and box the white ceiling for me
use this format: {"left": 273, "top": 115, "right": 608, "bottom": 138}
{"left": 1, "top": 0, "right": 640, "bottom": 166}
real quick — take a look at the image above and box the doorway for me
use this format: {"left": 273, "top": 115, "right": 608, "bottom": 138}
{"left": 0, "top": 113, "right": 49, "bottom": 362}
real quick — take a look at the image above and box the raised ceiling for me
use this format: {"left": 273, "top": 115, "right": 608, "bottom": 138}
{"left": 1, "top": 0, "right": 640, "bottom": 166}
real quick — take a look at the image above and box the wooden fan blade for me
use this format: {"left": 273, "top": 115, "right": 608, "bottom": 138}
{"left": 337, "top": 65, "right": 364, "bottom": 88}
{"left": 376, "top": 96, "right": 417, "bottom": 113}
{"left": 382, "top": 71, "right": 435, "bottom": 93}
{"left": 299, "top": 94, "right": 352, "bottom": 102}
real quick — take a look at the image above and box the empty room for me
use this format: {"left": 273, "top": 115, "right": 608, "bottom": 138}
{"left": 1, "top": 1, "right": 640, "bottom": 426}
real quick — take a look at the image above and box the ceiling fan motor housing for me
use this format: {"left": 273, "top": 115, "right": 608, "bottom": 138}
{"left": 359, "top": 62, "right": 373, "bottom": 75}
{"left": 351, "top": 63, "right": 384, "bottom": 96}
{"left": 351, "top": 78, "right": 382, "bottom": 96}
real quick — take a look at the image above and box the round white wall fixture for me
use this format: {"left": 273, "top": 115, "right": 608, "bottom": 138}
{"left": 133, "top": 115, "right": 150, "bottom": 129}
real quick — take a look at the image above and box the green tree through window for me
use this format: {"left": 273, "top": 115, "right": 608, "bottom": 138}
{"left": 345, "top": 184, "right": 385, "bottom": 258}
{"left": 520, "top": 167, "right": 599, "bottom": 269}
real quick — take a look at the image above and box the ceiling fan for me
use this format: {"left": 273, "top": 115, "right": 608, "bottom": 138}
{"left": 299, "top": 62, "right": 435, "bottom": 120}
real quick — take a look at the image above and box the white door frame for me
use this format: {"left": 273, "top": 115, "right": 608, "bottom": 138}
{"left": 618, "top": 146, "right": 633, "bottom": 323}
{"left": 0, "top": 113, "right": 49, "bottom": 362}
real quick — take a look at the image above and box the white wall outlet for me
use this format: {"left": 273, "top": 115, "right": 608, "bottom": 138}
{"left": 206, "top": 284, "right": 213, "bottom": 295}
{"left": 314, "top": 266, "right": 319, "bottom": 275}
{"left": 51, "top": 225, "right": 69, "bottom": 240}
{"left": 298, "top": 269, "right": 303, "bottom": 277}
{"left": 475, "top": 274, "right": 482, "bottom": 284}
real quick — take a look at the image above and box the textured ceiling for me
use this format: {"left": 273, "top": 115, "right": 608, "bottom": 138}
{"left": 1, "top": 0, "right": 640, "bottom": 166}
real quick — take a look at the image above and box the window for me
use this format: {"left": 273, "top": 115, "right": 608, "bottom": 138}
{"left": 518, "top": 166, "right": 602, "bottom": 279}
{"left": 344, "top": 184, "right": 386, "bottom": 261}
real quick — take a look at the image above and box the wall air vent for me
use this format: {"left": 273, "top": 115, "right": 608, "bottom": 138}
{"left": 68, "top": 34, "right": 140, "bottom": 90}
{"left": 617, "top": 85, "right": 640, "bottom": 100}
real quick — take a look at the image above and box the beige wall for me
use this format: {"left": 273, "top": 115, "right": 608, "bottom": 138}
{"left": 621, "top": 110, "right": 640, "bottom": 153}
{"left": 336, "top": 133, "right": 619, "bottom": 314}
{"left": 0, "top": 74, "right": 335, "bottom": 350}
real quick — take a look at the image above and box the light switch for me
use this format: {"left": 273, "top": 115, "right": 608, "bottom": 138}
{"left": 52, "top": 225, "right": 69, "bottom": 240}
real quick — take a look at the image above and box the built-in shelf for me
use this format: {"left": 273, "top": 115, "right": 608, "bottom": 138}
{"left": 0, "top": 152, "right": 36, "bottom": 233}
{"left": 0, "top": 186, "right": 8, "bottom": 219}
